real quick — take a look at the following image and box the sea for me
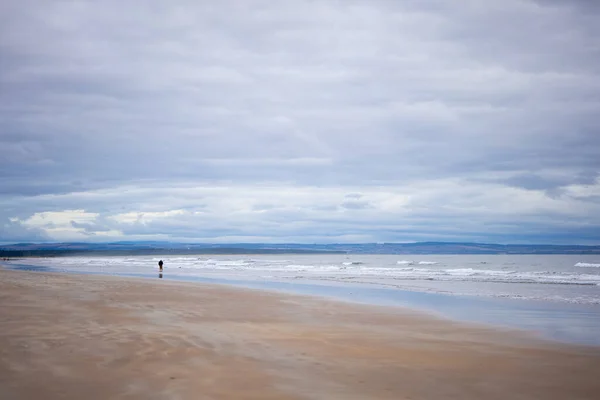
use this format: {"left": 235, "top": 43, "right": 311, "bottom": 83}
{"left": 5, "top": 254, "right": 600, "bottom": 345}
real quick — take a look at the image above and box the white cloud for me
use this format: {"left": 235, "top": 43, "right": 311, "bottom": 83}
{"left": 19, "top": 210, "right": 99, "bottom": 227}
{"left": 110, "top": 209, "right": 188, "bottom": 224}
{"left": 3, "top": 178, "right": 598, "bottom": 242}
{"left": 15, "top": 210, "right": 122, "bottom": 240}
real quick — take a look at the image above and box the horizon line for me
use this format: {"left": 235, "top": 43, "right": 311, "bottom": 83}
{"left": 2, "top": 241, "right": 600, "bottom": 247}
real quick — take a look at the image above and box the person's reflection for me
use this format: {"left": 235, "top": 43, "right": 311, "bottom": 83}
{"left": 159, "top": 273, "right": 163, "bottom": 279}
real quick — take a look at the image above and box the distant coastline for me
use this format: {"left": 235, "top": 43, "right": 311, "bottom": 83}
{"left": 1, "top": 241, "right": 600, "bottom": 257}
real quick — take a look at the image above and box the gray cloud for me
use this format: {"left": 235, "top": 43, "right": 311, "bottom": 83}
{"left": 0, "top": 217, "right": 49, "bottom": 243}
{"left": 70, "top": 220, "right": 112, "bottom": 234}
{"left": 0, "top": 0, "right": 599, "bottom": 243}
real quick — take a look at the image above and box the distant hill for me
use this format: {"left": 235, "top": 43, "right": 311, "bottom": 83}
{"left": 1, "top": 241, "right": 599, "bottom": 257}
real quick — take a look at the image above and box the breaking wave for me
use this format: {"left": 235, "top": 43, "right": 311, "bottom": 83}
{"left": 575, "top": 262, "right": 600, "bottom": 268}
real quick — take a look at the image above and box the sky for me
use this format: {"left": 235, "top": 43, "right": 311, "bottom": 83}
{"left": 1, "top": 0, "right": 599, "bottom": 244}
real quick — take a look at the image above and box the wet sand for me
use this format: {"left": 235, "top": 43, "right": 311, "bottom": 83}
{"left": 1, "top": 269, "right": 599, "bottom": 399}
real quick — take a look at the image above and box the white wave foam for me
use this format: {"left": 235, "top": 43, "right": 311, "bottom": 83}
{"left": 213, "top": 260, "right": 251, "bottom": 266}
{"left": 444, "top": 268, "right": 516, "bottom": 276}
{"left": 575, "top": 262, "right": 600, "bottom": 268}
{"left": 342, "top": 261, "right": 364, "bottom": 266}
{"left": 286, "top": 264, "right": 340, "bottom": 271}
{"left": 247, "top": 259, "right": 292, "bottom": 264}
{"left": 418, "top": 261, "right": 438, "bottom": 265}
{"left": 397, "top": 260, "right": 414, "bottom": 265}
{"left": 395, "top": 267, "right": 430, "bottom": 272}
{"left": 454, "top": 292, "right": 600, "bottom": 305}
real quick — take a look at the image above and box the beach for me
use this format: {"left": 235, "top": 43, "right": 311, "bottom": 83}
{"left": 1, "top": 269, "right": 599, "bottom": 399}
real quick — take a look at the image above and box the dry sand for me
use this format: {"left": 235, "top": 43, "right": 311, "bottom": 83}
{"left": 1, "top": 269, "right": 599, "bottom": 400}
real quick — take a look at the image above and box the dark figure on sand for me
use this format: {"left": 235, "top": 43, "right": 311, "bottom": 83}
{"left": 158, "top": 260, "right": 163, "bottom": 272}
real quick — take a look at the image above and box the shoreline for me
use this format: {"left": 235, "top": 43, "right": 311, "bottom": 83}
{"left": 1, "top": 269, "right": 600, "bottom": 399}
{"left": 4, "top": 260, "right": 600, "bottom": 346}
{"left": 2, "top": 264, "right": 532, "bottom": 340}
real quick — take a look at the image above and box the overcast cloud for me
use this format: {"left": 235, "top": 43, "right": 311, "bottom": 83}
{"left": 1, "top": 0, "right": 599, "bottom": 244}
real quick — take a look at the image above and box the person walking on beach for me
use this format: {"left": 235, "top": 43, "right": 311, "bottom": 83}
{"left": 158, "top": 260, "right": 163, "bottom": 272}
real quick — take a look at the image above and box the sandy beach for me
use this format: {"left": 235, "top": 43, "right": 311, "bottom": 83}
{"left": 1, "top": 269, "right": 599, "bottom": 399}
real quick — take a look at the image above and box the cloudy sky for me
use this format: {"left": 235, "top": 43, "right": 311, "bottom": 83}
{"left": 1, "top": 0, "right": 599, "bottom": 244}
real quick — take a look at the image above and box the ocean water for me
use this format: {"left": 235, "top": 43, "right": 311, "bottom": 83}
{"left": 5, "top": 254, "right": 600, "bottom": 345}
{"left": 9, "top": 254, "right": 600, "bottom": 304}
